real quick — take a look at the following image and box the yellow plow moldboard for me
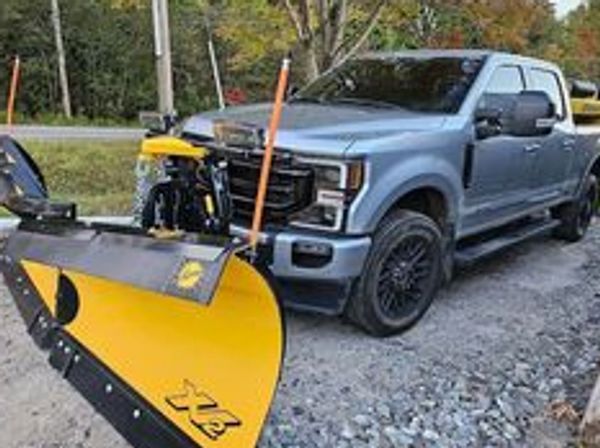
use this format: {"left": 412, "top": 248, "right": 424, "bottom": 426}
{"left": 1, "top": 221, "right": 284, "bottom": 448}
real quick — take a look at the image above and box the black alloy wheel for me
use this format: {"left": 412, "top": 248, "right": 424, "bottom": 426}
{"left": 346, "top": 210, "right": 443, "bottom": 337}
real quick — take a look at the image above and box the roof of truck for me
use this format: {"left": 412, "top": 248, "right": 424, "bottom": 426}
{"left": 361, "top": 49, "right": 495, "bottom": 59}
{"left": 359, "top": 49, "right": 559, "bottom": 71}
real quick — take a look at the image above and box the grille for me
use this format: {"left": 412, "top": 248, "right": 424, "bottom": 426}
{"left": 226, "top": 154, "right": 314, "bottom": 224}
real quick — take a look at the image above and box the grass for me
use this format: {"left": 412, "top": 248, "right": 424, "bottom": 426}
{"left": 20, "top": 140, "right": 140, "bottom": 216}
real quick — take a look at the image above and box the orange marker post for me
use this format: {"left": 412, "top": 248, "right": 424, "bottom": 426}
{"left": 6, "top": 56, "right": 21, "bottom": 127}
{"left": 249, "top": 57, "right": 291, "bottom": 250}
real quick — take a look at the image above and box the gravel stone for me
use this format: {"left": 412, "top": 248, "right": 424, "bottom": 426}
{"left": 3, "top": 227, "right": 600, "bottom": 447}
{"left": 423, "top": 428, "right": 440, "bottom": 441}
{"left": 352, "top": 414, "right": 371, "bottom": 429}
{"left": 340, "top": 421, "right": 355, "bottom": 440}
{"left": 383, "top": 426, "right": 413, "bottom": 446}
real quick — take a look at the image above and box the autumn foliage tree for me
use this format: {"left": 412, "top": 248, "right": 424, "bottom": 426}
{"left": 279, "top": 0, "right": 388, "bottom": 81}
{"left": 216, "top": 0, "right": 389, "bottom": 84}
{"left": 1, "top": 0, "right": 600, "bottom": 121}
{"left": 560, "top": 0, "right": 600, "bottom": 80}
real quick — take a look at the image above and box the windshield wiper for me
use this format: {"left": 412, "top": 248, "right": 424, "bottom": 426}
{"left": 288, "top": 96, "right": 326, "bottom": 105}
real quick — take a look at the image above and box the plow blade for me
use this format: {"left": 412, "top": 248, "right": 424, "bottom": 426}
{"left": 1, "top": 221, "right": 283, "bottom": 448}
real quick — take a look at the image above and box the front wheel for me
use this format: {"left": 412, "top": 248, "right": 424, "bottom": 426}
{"left": 552, "top": 174, "right": 597, "bottom": 242}
{"left": 346, "top": 210, "right": 443, "bottom": 337}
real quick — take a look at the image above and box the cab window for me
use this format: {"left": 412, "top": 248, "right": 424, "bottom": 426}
{"left": 485, "top": 66, "right": 525, "bottom": 94}
{"left": 530, "top": 68, "right": 565, "bottom": 120}
{"left": 477, "top": 65, "right": 525, "bottom": 112}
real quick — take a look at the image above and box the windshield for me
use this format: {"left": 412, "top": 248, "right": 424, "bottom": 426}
{"left": 292, "top": 56, "right": 485, "bottom": 114}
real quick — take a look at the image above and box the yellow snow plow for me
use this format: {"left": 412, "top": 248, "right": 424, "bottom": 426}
{"left": 571, "top": 79, "right": 600, "bottom": 125}
{"left": 0, "top": 134, "right": 283, "bottom": 448}
{"left": 572, "top": 97, "right": 600, "bottom": 124}
{"left": 0, "top": 59, "right": 291, "bottom": 448}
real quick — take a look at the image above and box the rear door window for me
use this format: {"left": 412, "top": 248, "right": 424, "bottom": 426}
{"left": 530, "top": 69, "right": 565, "bottom": 120}
{"left": 478, "top": 65, "right": 525, "bottom": 112}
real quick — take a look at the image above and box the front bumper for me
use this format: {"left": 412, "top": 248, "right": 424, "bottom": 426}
{"left": 231, "top": 225, "right": 372, "bottom": 314}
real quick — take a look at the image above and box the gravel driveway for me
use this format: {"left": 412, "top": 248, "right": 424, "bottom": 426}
{"left": 1, "top": 226, "right": 600, "bottom": 447}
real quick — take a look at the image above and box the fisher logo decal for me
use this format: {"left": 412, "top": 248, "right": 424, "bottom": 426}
{"left": 176, "top": 260, "right": 204, "bottom": 290}
{"left": 166, "top": 380, "right": 241, "bottom": 441}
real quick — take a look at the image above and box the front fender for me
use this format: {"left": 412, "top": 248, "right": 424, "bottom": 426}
{"left": 347, "top": 155, "right": 463, "bottom": 234}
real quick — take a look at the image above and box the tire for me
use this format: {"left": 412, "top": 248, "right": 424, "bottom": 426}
{"left": 552, "top": 174, "right": 597, "bottom": 242}
{"left": 346, "top": 210, "right": 443, "bottom": 337}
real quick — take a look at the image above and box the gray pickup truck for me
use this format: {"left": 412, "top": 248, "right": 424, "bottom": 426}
{"left": 179, "top": 49, "right": 600, "bottom": 336}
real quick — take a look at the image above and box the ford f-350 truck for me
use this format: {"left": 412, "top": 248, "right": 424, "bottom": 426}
{"left": 143, "top": 50, "right": 600, "bottom": 336}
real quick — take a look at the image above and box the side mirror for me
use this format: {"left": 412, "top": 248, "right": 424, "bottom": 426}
{"left": 474, "top": 107, "right": 502, "bottom": 122}
{"left": 139, "top": 112, "right": 177, "bottom": 136}
{"left": 475, "top": 91, "right": 557, "bottom": 139}
{"left": 505, "top": 91, "right": 556, "bottom": 137}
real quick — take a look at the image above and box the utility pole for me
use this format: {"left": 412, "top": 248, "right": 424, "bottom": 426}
{"left": 50, "top": 0, "right": 72, "bottom": 118}
{"left": 204, "top": 15, "right": 225, "bottom": 110}
{"left": 152, "top": 0, "right": 175, "bottom": 115}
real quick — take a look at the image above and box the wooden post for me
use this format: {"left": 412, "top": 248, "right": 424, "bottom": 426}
{"left": 6, "top": 56, "right": 21, "bottom": 127}
{"left": 581, "top": 375, "right": 600, "bottom": 444}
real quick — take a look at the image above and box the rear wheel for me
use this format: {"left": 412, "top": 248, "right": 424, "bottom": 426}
{"left": 552, "top": 174, "right": 597, "bottom": 242}
{"left": 346, "top": 210, "right": 443, "bottom": 337}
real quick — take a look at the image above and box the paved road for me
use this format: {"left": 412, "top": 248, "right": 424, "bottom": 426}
{"left": 1, "top": 225, "right": 600, "bottom": 447}
{"left": 0, "top": 125, "right": 144, "bottom": 141}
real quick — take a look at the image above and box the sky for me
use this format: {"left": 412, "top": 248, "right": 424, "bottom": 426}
{"left": 554, "top": 0, "right": 586, "bottom": 17}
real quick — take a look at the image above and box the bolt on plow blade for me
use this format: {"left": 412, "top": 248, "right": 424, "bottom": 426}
{"left": 1, "top": 221, "right": 283, "bottom": 448}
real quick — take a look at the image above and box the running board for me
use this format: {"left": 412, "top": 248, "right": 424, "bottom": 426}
{"left": 455, "top": 218, "right": 560, "bottom": 266}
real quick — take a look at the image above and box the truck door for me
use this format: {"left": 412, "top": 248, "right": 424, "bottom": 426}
{"left": 463, "top": 65, "right": 533, "bottom": 232}
{"left": 526, "top": 68, "right": 576, "bottom": 202}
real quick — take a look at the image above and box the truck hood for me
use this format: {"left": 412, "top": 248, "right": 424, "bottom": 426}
{"left": 183, "top": 103, "right": 448, "bottom": 157}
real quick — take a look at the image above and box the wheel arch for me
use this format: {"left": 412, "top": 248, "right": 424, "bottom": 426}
{"left": 384, "top": 186, "right": 449, "bottom": 229}
{"left": 589, "top": 155, "right": 600, "bottom": 184}
{"left": 578, "top": 152, "right": 600, "bottom": 197}
{"left": 353, "top": 174, "right": 460, "bottom": 235}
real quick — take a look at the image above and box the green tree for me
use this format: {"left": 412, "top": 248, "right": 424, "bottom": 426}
{"left": 559, "top": 0, "right": 600, "bottom": 80}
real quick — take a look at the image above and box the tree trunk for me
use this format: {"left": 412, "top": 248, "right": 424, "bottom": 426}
{"left": 303, "top": 40, "right": 321, "bottom": 82}
{"left": 323, "top": 0, "right": 347, "bottom": 68}
{"left": 283, "top": 0, "right": 386, "bottom": 81}
{"left": 50, "top": 0, "right": 72, "bottom": 118}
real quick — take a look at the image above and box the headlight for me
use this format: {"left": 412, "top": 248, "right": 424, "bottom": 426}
{"left": 291, "top": 159, "right": 364, "bottom": 231}
{"left": 315, "top": 165, "right": 342, "bottom": 187}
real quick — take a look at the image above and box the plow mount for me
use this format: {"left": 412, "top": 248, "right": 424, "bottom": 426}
{"left": 0, "top": 133, "right": 284, "bottom": 448}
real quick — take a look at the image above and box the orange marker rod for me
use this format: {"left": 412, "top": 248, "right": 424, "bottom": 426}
{"left": 6, "top": 56, "right": 21, "bottom": 127}
{"left": 250, "top": 57, "right": 291, "bottom": 250}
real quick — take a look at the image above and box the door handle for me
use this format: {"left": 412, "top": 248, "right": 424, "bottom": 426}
{"left": 524, "top": 143, "right": 541, "bottom": 153}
